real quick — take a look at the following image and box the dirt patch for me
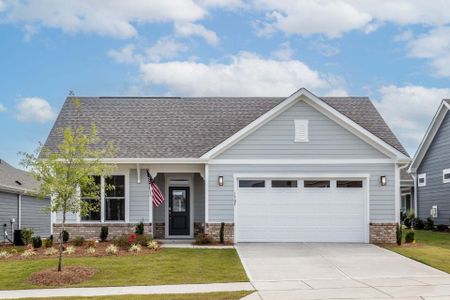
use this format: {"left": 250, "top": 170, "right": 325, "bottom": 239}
{"left": 28, "top": 266, "right": 96, "bottom": 286}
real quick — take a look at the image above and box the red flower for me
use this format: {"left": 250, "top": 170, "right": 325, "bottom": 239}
{"left": 130, "top": 233, "right": 137, "bottom": 239}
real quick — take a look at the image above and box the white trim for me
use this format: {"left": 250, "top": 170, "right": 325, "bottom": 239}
{"left": 395, "top": 164, "right": 401, "bottom": 223}
{"left": 164, "top": 173, "right": 194, "bottom": 239}
{"left": 99, "top": 158, "right": 208, "bottom": 164}
{"left": 201, "top": 88, "right": 410, "bottom": 161}
{"left": 209, "top": 158, "right": 397, "bottom": 165}
{"left": 205, "top": 164, "right": 209, "bottom": 223}
{"left": 18, "top": 194, "right": 22, "bottom": 230}
{"left": 443, "top": 169, "right": 450, "bottom": 183}
{"left": 137, "top": 165, "right": 141, "bottom": 184}
{"left": 233, "top": 172, "right": 370, "bottom": 243}
{"left": 410, "top": 100, "right": 449, "bottom": 172}
{"left": 412, "top": 173, "right": 418, "bottom": 212}
{"left": 418, "top": 173, "right": 427, "bottom": 187}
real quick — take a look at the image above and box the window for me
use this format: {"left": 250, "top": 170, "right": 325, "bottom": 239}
{"left": 239, "top": 180, "right": 265, "bottom": 188}
{"left": 418, "top": 173, "right": 426, "bottom": 187}
{"left": 443, "top": 169, "right": 450, "bottom": 183}
{"left": 337, "top": 180, "right": 363, "bottom": 188}
{"left": 304, "top": 180, "right": 330, "bottom": 188}
{"left": 105, "top": 175, "right": 125, "bottom": 221}
{"left": 271, "top": 180, "right": 298, "bottom": 188}
{"left": 294, "top": 120, "right": 309, "bottom": 142}
{"left": 81, "top": 176, "right": 101, "bottom": 221}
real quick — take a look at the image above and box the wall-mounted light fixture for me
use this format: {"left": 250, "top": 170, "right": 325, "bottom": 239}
{"left": 380, "top": 176, "right": 387, "bottom": 186}
{"left": 218, "top": 176, "right": 224, "bottom": 186}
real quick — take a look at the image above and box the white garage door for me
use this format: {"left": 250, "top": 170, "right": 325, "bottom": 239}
{"left": 235, "top": 177, "right": 368, "bottom": 243}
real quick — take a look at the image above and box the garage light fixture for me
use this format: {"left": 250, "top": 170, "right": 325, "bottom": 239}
{"left": 380, "top": 176, "right": 387, "bottom": 186}
{"left": 218, "top": 176, "right": 224, "bottom": 186}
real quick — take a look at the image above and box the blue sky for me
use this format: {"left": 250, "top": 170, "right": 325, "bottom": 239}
{"left": 1, "top": 0, "right": 450, "bottom": 168}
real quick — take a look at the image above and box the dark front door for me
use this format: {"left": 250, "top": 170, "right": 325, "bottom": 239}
{"left": 169, "top": 187, "right": 190, "bottom": 236}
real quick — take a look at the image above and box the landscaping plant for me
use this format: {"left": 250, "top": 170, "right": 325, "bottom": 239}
{"left": 45, "top": 247, "right": 58, "bottom": 256}
{"left": 147, "top": 240, "right": 159, "bottom": 250}
{"left": 413, "top": 218, "right": 425, "bottom": 230}
{"left": 21, "top": 228, "right": 33, "bottom": 245}
{"left": 32, "top": 236, "right": 42, "bottom": 249}
{"left": 62, "top": 230, "right": 70, "bottom": 243}
{"left": 195, "top": 233, "right": 212, "bottom": 245}
{"left": 405, "top": 231, "right": 415, "bottom": 243}
{"left": 219, "top": 222, "right": 225, "bottom": 244}
{"left": 0, "top": 251, "right": 12, "bottom": 259}
{"left": 20, "top": 98, "right": 116, "bottom": 271}
{"left": 136, "top": 234, "right": 152, "bottom": 246}
{"left": 396, "top": 223, "right": 402, "bottom": 246}
{"left": 73, "top": 236, "right": 85, "bottom": 246}
{"left": 86, "top": 247, "right": 96, "bottom": 254}
{"left": 63, "top": 246, "right": 76, "bottom": 255}
{"left": 425, "top": 217, "right": 435, "bottom": 230}
{"left": 44, "top": 235, "right": 53, "bottom": 248}
{"left": 100, "top": 226, "right": 108, "bottom": 241}
{"left": 403, "top": 209, "right": 415, "bottom": 229}
{"left": 135, "top": 222, "right": 145, "bottom": 235}
{"left": 436, "top": 224, "right": 449, "bottom": 232}
{"left": 129, "top": 244, "right": 142, "bottom": 253}
{"left": 105, "top": 244, "right": 119, "bottom": 255}
{"left": 21, "top": 249, "right": 36, "bottom": 258}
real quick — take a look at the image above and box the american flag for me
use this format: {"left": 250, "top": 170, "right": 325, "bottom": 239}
{"left": 147, "top": 170, "right": 165, "bottom": 207}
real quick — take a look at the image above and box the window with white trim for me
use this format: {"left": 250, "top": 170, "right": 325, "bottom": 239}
{"left": 442, "top": 169, "right": 450, "bottom": 183}
{"left": 294, "top": 120, "right": 309, "bottom": 142}
{"left": 418, "top": 173, "right": 426, "bottom": 187}
{"left": 81, "top": 176, "right": 101, "bottom": 221}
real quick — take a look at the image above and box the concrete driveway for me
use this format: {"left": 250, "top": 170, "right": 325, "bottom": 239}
{"left": 236, "top": 243, "right": 450, "bottom": 299}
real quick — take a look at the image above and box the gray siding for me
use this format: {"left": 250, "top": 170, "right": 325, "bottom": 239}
{"left": 417, "top": 111, "right": 450, "bottom": 224}
{"left": 21, "top": 195, "right": 51, "bottom": 237}
{"left": 208, "top": 164, "right": 395, "bottom": 223}
{"left": 0, "top": 191, "right": 19, "bottom": 241}
{"left": 129, "top": 169, "right": 151, "bottom": 223}
{"left": 217, "top": 101, "right": 388, "bottom": 159}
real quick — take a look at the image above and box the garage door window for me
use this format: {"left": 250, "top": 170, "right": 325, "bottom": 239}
{"left": 271, "top": 180, "right": 298, "bottom": 188}
{"left": 337, "top": 180, "right": 363, "bottom": 188}
{"left": 239, "top": 180, "right": 265, "bottom": 188}
{"left": 304, "top": 180, "right": 330, "bottom": 188}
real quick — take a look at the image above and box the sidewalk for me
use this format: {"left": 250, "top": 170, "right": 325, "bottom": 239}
{"left": 0, "top": 282, "right": 254, "bottom": 299}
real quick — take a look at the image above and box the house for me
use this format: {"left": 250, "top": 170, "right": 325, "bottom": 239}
{"left": 0, "top": 159, "right": 51, "bottom": 244}
{"left": 45, "top": 88, "right": 410, "bottom": 243}
{"left": 409, "top": 99, "right": 450, "bottom": 225}
{"left": 400, "top": 166, "right": 415, "bottom": 214}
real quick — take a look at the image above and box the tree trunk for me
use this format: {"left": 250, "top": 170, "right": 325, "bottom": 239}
{"left": 57, "top": 207, "right": 66, "bottom": 272}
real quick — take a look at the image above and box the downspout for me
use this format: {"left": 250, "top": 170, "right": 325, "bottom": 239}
{"left": 18, "top": 193, "right": 22, "bottom": 230}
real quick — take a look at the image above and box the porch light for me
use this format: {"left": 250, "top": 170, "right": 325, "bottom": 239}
{"left": 218, "top": 176, "right": 224, "bottom": 186}
{"left": 380, "top": 176, "right": 387, "bottom": 186}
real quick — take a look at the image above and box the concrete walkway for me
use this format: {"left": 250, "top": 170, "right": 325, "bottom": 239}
{"left": 236, "top": 243, "right": 450, "bottom": 299}
{"left": 0, "top": 282, "right": 254, "bottom": 299}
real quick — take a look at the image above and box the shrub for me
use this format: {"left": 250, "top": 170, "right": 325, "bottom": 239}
{"left": 73, "top": 236, "right": 85, "bottom": 246}
{"left": 44, "top": 235, "right": 53, "bottom": 248}
{"left": 413, "top": 218, "right": 425, "bottom": 230}
{"left": 405, "top": 231, "right": 415, "bottom": 243}
{"left": 32, "top": 236, "right": 42, "bottom": 249}
{"left": 63, "top": 245, "right": 76, "bottom": 255}
{"left": 44, "top": 247, "right": 58, "bottom": 256}
{"left": 147, "top": 240, "right": 159, "bottom": 250}
{"left": 195, "top": 233, "right": 212, "bottom": 245}
{"left": 86, "top": 240, "right": 97, "bottom": 248}
{"left": 136, "top": 234, "right": 152, "bottom": 246}
{"left": 425, "top": 217, "right": 435, "bottom": 230}
{"left": 21, "top": 249, "right": 36, "bottom": 258}
{"left": 86, "top": 247, "right": 96, "bottom": 254}
{"left": 135, "top": 222, "right": 145, "bottom": 235}
{"left": 396, "top": 223, "right": 402, "bottom": 246}
{"left": 113, "top": 234, "right": 131, "bottom": 250}
{"left": 105, "top": 244, "right": 119, "bottom": 255}
{"left": 129, "top": 244, "right": 142, "bottom": 253}
{"left": 100, "top": 226, "right": 109, "bottom": 242}
{"left": 403, "top": 209, "right": 415, "bottom": 229}
{"left": 219, "top": 222, "right": 225, "bottom": 244}
{"left": 61, "top": 230, "right": 70, "bottom": 243}
{"left": 436, "top": 224, "right": 449, "bottom": 232}
{"left": 21, "top": 228, "right": 33, "bottom": 245}
{"left": 0, "top": 251, "right": 12, "bottom": 259}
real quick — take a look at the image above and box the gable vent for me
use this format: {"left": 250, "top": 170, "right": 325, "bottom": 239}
{"left": 294, "top": 120, "right": 309, "bottom": 142}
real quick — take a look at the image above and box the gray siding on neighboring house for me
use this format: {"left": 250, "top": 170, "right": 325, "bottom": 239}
{"left": 217, "top": 101, "right": 388, "bottom": 159}
{"left": 208, "top": 164, "right": 395, "bottom": 223}
{"left": 417, "top": 112, "right": 450, "bottom": 224}
{"left": 0, "top": 191, "right": 18, "bottom": 241}
{"left": 129, "top": 169, "right": 151, "bottom": 223}
{"left": 21, "top": 195, "right": 51, "bottom": 237}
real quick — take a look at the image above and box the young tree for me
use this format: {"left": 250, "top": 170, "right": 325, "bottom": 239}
{"left": 21, "top": 100, "right": 116, "bottom": 271}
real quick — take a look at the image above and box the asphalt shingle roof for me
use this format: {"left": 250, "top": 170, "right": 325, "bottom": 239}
{"left": 0, "top": 159, "right": 39, "bottom": 193}
{"left": 43, "top": 96, "right": 408, "bottom": 158}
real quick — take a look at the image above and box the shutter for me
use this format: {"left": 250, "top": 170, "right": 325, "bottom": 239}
{"left": 294, "top": 120, "right": 309, "bottom": 142}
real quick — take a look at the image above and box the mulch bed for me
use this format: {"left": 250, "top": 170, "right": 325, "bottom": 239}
{"left": 28, "top": 266, "right": 96, "bottom": 286}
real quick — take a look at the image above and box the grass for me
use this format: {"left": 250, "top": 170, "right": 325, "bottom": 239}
{"left": 7, "top": 291, "right": 252, "bottom": 300}
{"left": 385, "top": 229, "right": 450, "bottom": 273}
{"left": 0, "top": 248, "right": 248, "bottom": 290}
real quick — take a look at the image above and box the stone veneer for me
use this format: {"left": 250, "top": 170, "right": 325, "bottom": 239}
{"left": 53, "top": 223, "right": 152, "bottom": 240}
{"left": 154, "top": 223, "right": 165, "bottom": 239}
{"left": 370, "top": 223, "right": 397, "bottom": 244}
{"left": 205, "top": 223, "right": 234, "bottom": 243}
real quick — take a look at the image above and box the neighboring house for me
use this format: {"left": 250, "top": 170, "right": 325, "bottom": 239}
{"left": 400, "top": 166, "right": 414, "bottom": 214}
{"left": 0, "top": 159, "right": 51, "bottom": 244}
{"left": 409, "top": 99, "right": 450, "bottom": 225}
{"left": 45, "top": 88, "right": 410, "bottom": 244}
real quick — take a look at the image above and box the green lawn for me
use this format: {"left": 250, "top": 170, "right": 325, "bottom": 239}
{"left": 0, "top": 248, "right": 248, "bottom": 290}
{"left": 385, "top": 229, "right": 450, "bottom": 273}
{"left": 9, "top": 291, "right": 252, "bottom": 300}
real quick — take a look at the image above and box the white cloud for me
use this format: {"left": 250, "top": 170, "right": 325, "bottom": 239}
{"left": 406, "top": 27, "right": 450, "bottom": 77}
{"left": 0, "top": 103, "right": 6, "bottom": 112}
{"left": 16, "top": 97, "right": 56, "bottom": 123}
{"left": 272, "top": 42, "right": 294, "bottom": 60}
{"left": 1, "top": 0, "right": 205, "bottom": 38}
{"left": 108, "top": 44, "right": 140, "bottom": 64}
{"left": 197, "top": 0, "right": 245, "bottom": 9}
{"left": 374, "top": 85, "right": 450, "bottom": 155}
{"left": 145, "top": 37, "right": 188, "bottom": 62}
{"left": 309, "top": 40, "right": 340, "bottom": 57}
{"left": 175, "top": 23, "right": 220, "bottom": 46}
{"left": 137, "top": 52, "right": 346, "bottom": 96}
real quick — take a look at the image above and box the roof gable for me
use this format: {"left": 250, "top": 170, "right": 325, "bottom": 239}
{"left": 0, "top": 159, "right": 39, "bottom": 193}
